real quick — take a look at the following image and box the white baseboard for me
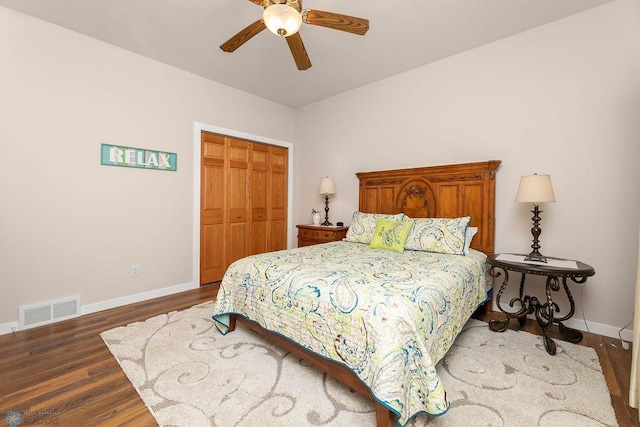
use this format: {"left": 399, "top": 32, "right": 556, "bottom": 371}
{"left": 81, "top": 281, "right": 197, "bottom": 315}
{"left": 0, "top": 321, "right": 19, "bottom": 335}
{"left": 563, "top": 316, "right": 633, "bottom": 343}
{"left": 0, "top": 281, "right": 198, "bottom": 336}
{"left": 493, "top": 302, "right": 633, "bottom": 341}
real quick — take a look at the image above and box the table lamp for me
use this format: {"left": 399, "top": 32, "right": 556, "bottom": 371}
{"left": 515, "top": 173, "right": 555, "bottom": 262}
{"left": 318, "top": 177, "right": 335, "bottom": 226}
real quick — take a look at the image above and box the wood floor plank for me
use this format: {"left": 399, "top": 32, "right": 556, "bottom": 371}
{"left": 591, "top": 334, "right": 623, "bottom": 397}
{"left": 0, "top": 283, "right": 636, "bottom": 426}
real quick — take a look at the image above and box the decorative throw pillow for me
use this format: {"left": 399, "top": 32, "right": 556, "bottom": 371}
{"left": 404, "top": 216, "right": 472, "bottom": 255}
{"left": 344, "top": 212, "right": 406, "bottom": 244}
{"left": 463, "top": 226, "right": 478, "bottom": 255}
{"left": 369, "top": 219, "right": 413, "bottom": 253}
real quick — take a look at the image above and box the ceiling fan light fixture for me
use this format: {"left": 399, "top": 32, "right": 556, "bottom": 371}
{"left": 263, "top": 3, "right": 302, "bottom": 37}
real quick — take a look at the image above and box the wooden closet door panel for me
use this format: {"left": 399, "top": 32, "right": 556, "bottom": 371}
{"left": 269, "top": 218, "right": 286, "bottom": 251}
{"left": 250, "top": 144, "right": 269, "bottom": 255}
{"left": 227, "top": 222, "right": 248, "bottom": 267}
{"left": 200, "top": 133, "right": 226, "bottom": 284}
{"left": 201, "top": 223, "right": 223, "bottom": 282}
{"left": 250, "top": 221, "right": 268, "bottom": 255}
{"left": 226, "top": 139, "right": 250, "bottom": 267}
{"left": 269, "top": 146, "right": 288, "bottom": 252}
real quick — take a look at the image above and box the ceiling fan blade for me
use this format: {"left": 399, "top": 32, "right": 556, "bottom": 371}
{"left": 286, "top": 33, "right": 312, "bottom": 70}
{"left": 220, "top": 19, "right": 266, "bottom": 52}
{"left": 303, "top": 9, "right": 369, "bottom": 36}
{"left": 248, "top": 0, "right": 264, "bottom": 4}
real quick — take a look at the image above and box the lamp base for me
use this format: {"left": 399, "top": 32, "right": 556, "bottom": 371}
{"left": 525, "top": 205, "right": 547, "bottom": 263}
{"left": 322, "top": 195, "right": 332, "bottom": 226}
{"left": 524, "top": 250, "right": 547, "bottom": 263}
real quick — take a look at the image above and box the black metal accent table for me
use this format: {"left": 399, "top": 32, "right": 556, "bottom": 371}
{"left": 487, "top": 254, "right": 595, "bottom": 355}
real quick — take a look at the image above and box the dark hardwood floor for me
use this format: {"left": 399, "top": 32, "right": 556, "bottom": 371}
{"left": 0, "top": 284, "right": 637, "bottom": 426}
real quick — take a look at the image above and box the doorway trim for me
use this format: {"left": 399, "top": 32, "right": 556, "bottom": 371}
{"left": 192, "top": 122, "right": 294, "bottom": 286}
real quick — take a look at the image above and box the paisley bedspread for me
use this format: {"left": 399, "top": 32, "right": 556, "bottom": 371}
{"left": 211, "top": 241, "right": 491, "bottom": 425}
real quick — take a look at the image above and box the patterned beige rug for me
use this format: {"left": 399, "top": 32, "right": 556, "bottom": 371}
{"left": 100, "top": 302, "right": 617, "bottom": 426}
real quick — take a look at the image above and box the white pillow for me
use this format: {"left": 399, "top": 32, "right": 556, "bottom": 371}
{"left": 464, "top": 226, "right": 478, "bottom": 255}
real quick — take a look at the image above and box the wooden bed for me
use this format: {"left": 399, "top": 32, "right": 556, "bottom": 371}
{"left": 226, "top": 160, "right": 501, "bottom": 426}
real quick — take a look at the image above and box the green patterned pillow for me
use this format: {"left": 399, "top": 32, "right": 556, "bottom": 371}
{"left": 404, "top": 216, "right": 471, "bottom": 255}
{"left": 369, "top": 219, "right": 413, "bottom": 253}
{"left": 344, "top": 212, "right": 406, "bottom": 244}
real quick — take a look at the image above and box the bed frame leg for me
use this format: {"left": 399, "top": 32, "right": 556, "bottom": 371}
{"left": 228, "top": 315, "right": 236, "bottom": 332}
{"left": 375, "top": 403, "right": 396, "bottom": 427}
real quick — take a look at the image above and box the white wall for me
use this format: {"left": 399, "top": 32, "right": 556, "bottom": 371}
{"left": 0, "top": 6, "right": 296, "bottom": 329}
{"left": 294, "top": 0, "right": 640, "bottom": 338}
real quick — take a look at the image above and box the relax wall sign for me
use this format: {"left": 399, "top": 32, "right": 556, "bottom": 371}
{"left": 101, "top": 144, "right": 177, "bottom": 171}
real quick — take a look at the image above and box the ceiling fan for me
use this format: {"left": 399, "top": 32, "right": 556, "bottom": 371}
{"left": 220, "top": 0, "right": 369, "bottom": 71}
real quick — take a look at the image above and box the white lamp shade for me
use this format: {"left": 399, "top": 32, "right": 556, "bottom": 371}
{"left": 263, "top": 4, "right": 302, "bottom": 37}
{"left": 515, "top": 174, "right": 556, "bottom": 204}
{"left": 319, "top": 177, "right": 336, "bottom": 195}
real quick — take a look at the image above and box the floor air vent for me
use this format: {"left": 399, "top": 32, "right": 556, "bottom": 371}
{"left": 19, "top": 296, "right": 81, "bottom": 330}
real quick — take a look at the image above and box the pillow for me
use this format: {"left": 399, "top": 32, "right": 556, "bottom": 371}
{"left": 464, "top": 226, "right": 478, "bottom": 255}
{"left": 369, "top": 219, "right": 413, "bottom": 253}
{"left": 344, "top": 212, "right": 406, "bottom": 244}
{"left": 404, "top": 216, "right": 472, "bottom": 255}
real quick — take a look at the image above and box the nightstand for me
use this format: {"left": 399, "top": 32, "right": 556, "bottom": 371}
{"left": 296, "top": 224, "right": 348, "bottom": 247}
{"left": 487, "top": 253, "right": 595, "bottom": 355}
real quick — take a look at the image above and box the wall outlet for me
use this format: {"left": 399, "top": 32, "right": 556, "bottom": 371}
{"left": 131, "top": 264, "right": 140, "bottom": 277}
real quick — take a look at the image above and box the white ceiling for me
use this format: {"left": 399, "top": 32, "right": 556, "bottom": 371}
{"left": 0, "top": 0, "right": 612, "bottom": 108}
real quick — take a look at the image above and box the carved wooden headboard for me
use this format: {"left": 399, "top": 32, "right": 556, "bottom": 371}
{"left": 356, "top": 160, "right": 501, "bottom": 255}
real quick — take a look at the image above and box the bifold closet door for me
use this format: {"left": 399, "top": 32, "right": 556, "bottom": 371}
{"left": 269, "top": 146, "right": 288, "bottom": 252}
{"left": 250, "top": 144, "right": 288, "bottom": 254}
{"left": 200, "top": 133, "right": 225, "bottom": 285}
{"left": 225, "top": 139, "right": 250, "bottom": 268}
{"left": 250, "top": 144, "right": 269, "bottom": 255}
{"left": 199, "top": 135, "right": 250, "bottom": 284}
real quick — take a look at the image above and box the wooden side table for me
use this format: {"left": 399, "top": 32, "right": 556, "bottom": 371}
{"left": 296, "top": 224, "right": 348, "bottom": 247}
{"left": 487, "top": 253, "right": 595, "bottom": 355}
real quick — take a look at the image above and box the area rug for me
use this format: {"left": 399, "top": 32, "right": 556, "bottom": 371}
{"left": 100, "top": 302, "right": 618, "bottom": 426}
